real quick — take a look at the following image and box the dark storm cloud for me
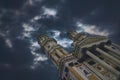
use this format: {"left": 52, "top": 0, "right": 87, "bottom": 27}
{"left": 0, "top": 0, "right": 67, "bottom": 80}
{"left": 0, "top": 61, "right": 58, "bottom": 80}
{"left": 0, "top": 0, "right": 26, "bottom": 9}
{"left": 53, "top": 0, "right": 120, "bottom": 44}
{"left": 66, "top": 0, "right": 103, "bottom": 18}
{"left": 73, "top": 0, "right": 120, "bottom": 44}
{"left": 80, "top": 0, "right": 120, "bottom": 25}
{"left": 0, "top": 0, "right": 120, "bottom": 80}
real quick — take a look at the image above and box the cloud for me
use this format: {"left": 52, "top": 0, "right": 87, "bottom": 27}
{"left": 42, "top": 7, "right": 57, "bottom": 18}
{"left": 18, "top": 23, "right": 38, "bottom": 39}
{"left": 29, "top": 40, "right": 48, "bottom": 69}
{"left": 17, "top": 22, "right": 48, "bottom": 69}
{"left": 18, "top": 23, "right": 37, "bottom": 39}
{"left": 17, "top": 7, "right": 58, "bottom": 69}
{"left": 48, "top": 30, "right": 61, "bottom": 38}
{"left": 29, "top": 40, "right": 40, "bottom": 51}
{"left": 21, "top": 32, "right": 31, "bottom": 38}
{"left": 31, "top": 15, "right": 42, "bottom": 22}
{"left": 47, "top": 30, "right": 73, "bottom": 48}
{"left": 25, "top": 0, "right": 43, "bottom": 6}
{"left": 5, "top": 38, "right": 13, "bottom": 48}
{"left": 0, "top": 31, "right": 13, "bottom": 48}
{"left": 30, "top": 7, "right": 57, "bottom": 22}
{"left": 22, "top": 23, "right": 36, "bottom": 32}
{"left": 76, "top": 22, "right": 110, "bottom": 36}
{"left": 28, "top": 0, "right": 34, "bottom": 5}
{"left": 57, "top": 38, "right": 73, "bottom": 48}
{"left": 0, "top": 32, "right": 6, "bottom": 37}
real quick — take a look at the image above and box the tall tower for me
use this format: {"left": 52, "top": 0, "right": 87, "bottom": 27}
{"left": 38, "top": 31, "right": 120, "bottom": 80}
{"left": 38, "top": 35, "right": 69, "bottom": 68}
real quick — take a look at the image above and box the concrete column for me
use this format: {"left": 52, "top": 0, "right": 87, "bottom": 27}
{"left": 104, "top": 45, "right": 120, "bottom": 56}
{"left": 61, "top": 49, "right": 68, "bottom": 55}
{"left": 112, "top": 43, "right": 120, "bottom": 49}
{"left": 56, "top": 50, "right": 63, "bottom": 57}
{"left": 108, "top": 51, "right": 120, "bottom": 61}
{"left": 51, "top": 54, "right": 58, "bottom": 61}
{"left": 84, "top": 62, "right": 107, "bottom": 80}
{"left": 51, "top": 54, "right": 59, "bottom": 68}
{"left": 86, "top": 51, "right": 120, "bottom": 77}
{"left": 96, "top": 48, "right": 120, "bottom": 66}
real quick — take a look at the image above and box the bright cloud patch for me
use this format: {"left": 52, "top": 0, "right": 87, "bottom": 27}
{"left": 29, "top": 41, "right": 48, "bottom": 69}
{"left": 17, "top": 22, "right": 48, "bottom": 69}
{"left": 22, "top": 23, "right": 36, "bottom": 32}
{"left": 76, "top": 22, "right": 110, "bottom": 36}
{"left": 5, "top": 38, "right": 13, "bottom": 48}
{"left": 18, "top": 23, "right": 37, "bottom": 39}
{"left": 57, "top": 38, "right": 73, "bottom": 48}
{"left": 31, "top": 16, "right": 42, "bottom": 22}
{"left": 27, "top": 0, "right": 34, "bottom": 5}
{"left": 24, "top": 7, "right": 58, "bottom": 69}
{"left": 0, "top": 32, "right": 6, "bottom": 37}
{"left": 31, "top": 7, "right": 57, "bottom": 22}
{"left": 0, "top": 31, "right": 13, "bottom": 48}
{"left": 24, "top": 0, "right": 43, "bottom": 7}
{"left": 47, "top": 30, "right": 73, "bottom": 48}
{"left": 42, "top": 7, "right": 57, "bottom": 17}
{"left": 17, "top": 23, "right": 48, "bottom": 68}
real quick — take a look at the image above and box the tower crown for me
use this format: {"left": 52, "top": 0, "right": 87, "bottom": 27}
{"left": 38, "top": 35, "right": 49, "bottom": 45}
{"left": 68, "top": 30, "right": 78, "bottom": 40}
{"left": 68, "top": 30, "right": 87, "bottom": 41}
{"left": 38, "top": 34, "right": 70, "bottom": 68}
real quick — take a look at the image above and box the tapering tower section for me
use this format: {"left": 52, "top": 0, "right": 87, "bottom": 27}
{"left": 68, "top": 31, "right": 120, "bottom": 80}
{"left": 38, "top": 35, "right": 69, "bottom": 68}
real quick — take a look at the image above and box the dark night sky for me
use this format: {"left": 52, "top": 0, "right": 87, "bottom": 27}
{"left": 0, "top": 0, "right": 120, "bottom": 80}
